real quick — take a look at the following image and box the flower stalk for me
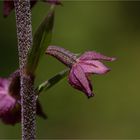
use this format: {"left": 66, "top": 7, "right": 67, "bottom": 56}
{"left": 14, "top": 1, "right": 36, "bottom": 140}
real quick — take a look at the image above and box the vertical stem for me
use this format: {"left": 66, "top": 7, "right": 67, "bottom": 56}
{"left": 14, "top": 0, "right": 36, "bottom": 140}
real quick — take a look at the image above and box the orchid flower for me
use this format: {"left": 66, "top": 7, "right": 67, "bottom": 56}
{"left": 0, "top": 71, "right": 46, "bottom": 125}
{"left": 46, "top": 46, "right": 116, "bottom": 98}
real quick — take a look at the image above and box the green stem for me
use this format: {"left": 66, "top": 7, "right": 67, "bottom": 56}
{"left": 14, "top": 1, "right": 36, "bottom": 140}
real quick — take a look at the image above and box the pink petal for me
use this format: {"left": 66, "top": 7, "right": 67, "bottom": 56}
{"left": 0, "top": 78, "right": 9, "bottom": 91}
{"left": 0, "top": 78, "right": 16, "bottom": 116}
{"left": 68, "top": 68, "right": 81, "bottom": 90}
{"left": 68, "top": 65, "right": 93, "bottom": 97}
{"left": 0, "top": 93, "right": 16, "bottom": 115}
{"left": 79, "top": 51, "right": 116, "bottom": 61}
{"left": 79, "top": 60, "right": 110, "bottom": 74}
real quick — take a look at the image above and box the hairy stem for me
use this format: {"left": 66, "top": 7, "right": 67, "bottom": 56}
{"left": 14, "top": 1, "right": 36, "bottom": 139}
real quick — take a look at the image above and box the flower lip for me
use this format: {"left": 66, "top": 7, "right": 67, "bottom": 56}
{"left": 68, "top": 64, "right": 94, "bottom": 98}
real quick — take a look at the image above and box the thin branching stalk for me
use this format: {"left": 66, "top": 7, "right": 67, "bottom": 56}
{"left": 14, "top": 1, "right": 36, "bottom": 139}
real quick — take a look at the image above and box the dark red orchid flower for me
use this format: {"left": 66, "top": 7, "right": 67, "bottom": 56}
{"left": 46, "top": 46, "right": 116, "bottom": 98}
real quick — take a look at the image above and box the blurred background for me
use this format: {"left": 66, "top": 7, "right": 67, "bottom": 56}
{"left": 0, "top": 1, "right": 140, "bottom": 139}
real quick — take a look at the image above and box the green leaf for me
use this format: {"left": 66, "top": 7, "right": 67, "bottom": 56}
{"left": 36, "top": 69, "right": 69, "bottom": 95}
{"left": 26, "top": 5, "right": 55, "bottom": 75}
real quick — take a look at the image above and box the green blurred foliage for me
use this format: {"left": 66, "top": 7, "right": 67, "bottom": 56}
{"left": 0, "top": 1, "right": 140, "bottom": 139}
